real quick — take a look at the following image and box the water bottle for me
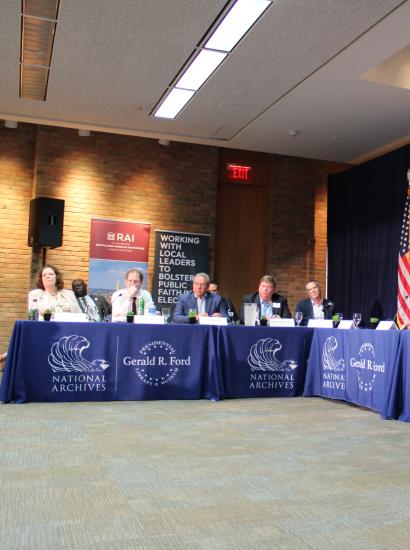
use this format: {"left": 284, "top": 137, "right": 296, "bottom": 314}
{"left": 148, "top": 303, "right": 157, "bottom": 316}
{"left": 137, "top": 297, "right": 144, "bottom": 315}
{"left": 227, "top": 308, "right": 235, "bottom": 324}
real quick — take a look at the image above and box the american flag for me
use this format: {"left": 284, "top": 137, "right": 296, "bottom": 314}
{"left": 397, "top": 170, "right": 410, "bottom": 328}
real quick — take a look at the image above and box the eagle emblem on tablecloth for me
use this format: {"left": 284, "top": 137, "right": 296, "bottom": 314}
{"left": 247, "top": 338, "right": 298, "bottom": 372}
{"left": 322, "top": 336, "right": 345, "bottom": 371}
{"left": 48, "top": 335, "right": 110, "bottom": 373}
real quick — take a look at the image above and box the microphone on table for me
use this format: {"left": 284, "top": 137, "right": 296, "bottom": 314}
{"left": 323, "top": 301, "right": 335, "bottom": 317}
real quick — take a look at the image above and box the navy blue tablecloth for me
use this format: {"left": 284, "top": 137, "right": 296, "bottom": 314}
{"left": 383, "top": 331, "right": 410, "bottom": 421}
{"left": 218, "top": 326, "right": 314, "bottom": 398}
{"left": 304, "top": 328, "right": 400, "bottom": 413}
{"left": 4, "top": 321, "right": 410, "bottom": 421}
{"left": 0, "top": 321, "right": 221, "bottom": 403}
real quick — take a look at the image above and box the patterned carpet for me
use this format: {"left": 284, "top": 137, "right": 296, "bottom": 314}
{"left": 1, "top": 397, "right": 410, "bottom": 549}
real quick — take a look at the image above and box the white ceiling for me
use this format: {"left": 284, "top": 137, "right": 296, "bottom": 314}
{"left": 1, "top": 0, "right": 410, "bottom": 163}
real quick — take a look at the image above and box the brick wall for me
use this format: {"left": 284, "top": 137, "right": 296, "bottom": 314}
{"left": 0, "top": 125, "right": 36, "bottom": 352}
{"left": 32, "top": 126, "right": 219, "bottom": 287}
{"left": 0, "top": 123, "right": 347, "bottom": 353}
{"left": 267, "top": 154, "right": 347, "bottom": 311}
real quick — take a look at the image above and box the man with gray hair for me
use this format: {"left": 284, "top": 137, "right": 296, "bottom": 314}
{"left": 173, "top": 272, "right": 229, "bottom": 323}
{"left": 295, "top": 280, "right": 336, "bottom": 326}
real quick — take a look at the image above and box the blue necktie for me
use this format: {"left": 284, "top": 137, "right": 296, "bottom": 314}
{"left": 262, "top": 301, "right": 272, "bottom": 317}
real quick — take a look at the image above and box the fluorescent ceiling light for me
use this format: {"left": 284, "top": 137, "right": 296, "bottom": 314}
{"left": 151, "top": 0, "right": 272, "bottom": 119}
{"left": 176, "top": 50, "right": 227, "bottom": 91}
{"left": 20, "top": 0, "right": 60, "bottom": 101}
{"left": 154, "top": 88, "right": 195, "bottom": 119}
{"left": 205, "top": 0, "right": 272, "bottom": 53}
{"left": 23, "top": 0, "right": 59, "bottom": 19}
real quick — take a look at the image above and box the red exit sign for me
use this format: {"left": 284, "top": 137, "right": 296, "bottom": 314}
{"left": 227, "top": 163, "right": 252, "bottom": 181}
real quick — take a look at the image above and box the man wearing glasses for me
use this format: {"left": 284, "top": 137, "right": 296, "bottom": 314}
{"left": 295, "top": 280, "right": 336, "bottom": 326}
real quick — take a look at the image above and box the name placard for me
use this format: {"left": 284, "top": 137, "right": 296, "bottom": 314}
{"left": 307, "top": 319, "right": 333, "bottom": 328}
{"left": 338, "top": 320, "right": 354, "bottom": 329}
{"left": 199, "top": 316, "right": 228, "bottom": 325}
{"left": 133, "top": 315, "right": 164, "bottom": 324}
{"left": 376, "top": 321, "right": 398, "bottom": 330}
{"left": 269, "top": 318, "right": 295, "bottom": 327}
{"left": 53, "top": 312, "right": 88, "bottom": 323}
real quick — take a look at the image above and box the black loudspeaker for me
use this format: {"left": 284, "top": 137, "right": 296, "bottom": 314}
{"left": 28, "top": 197, "right": 65, "bottom": 248}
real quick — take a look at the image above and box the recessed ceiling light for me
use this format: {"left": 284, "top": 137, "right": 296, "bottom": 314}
{"left": 20, "top": 0, "right": 60, "bottom": 101}
{"left": 152, "top": 0, "right": 272, "bottom": 119}
{"left": 154, "top": 88, "right": 195, "bottom": 119}
{"left": 135, "top": 106, "right": 143, "bottom": 111}
{"left": 205, "top": 0, "right": 272, "bottom": 52}
{"left": 175, "top": 50, "right": 227, "bottom": 91}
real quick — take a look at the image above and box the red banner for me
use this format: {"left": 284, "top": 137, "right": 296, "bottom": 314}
{"left": 90, "top": 219, "right": 150, "bottom": 261}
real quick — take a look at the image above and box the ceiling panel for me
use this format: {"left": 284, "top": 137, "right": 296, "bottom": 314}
{"left": 0, "top": 0, "right": 409, "bottom": 163}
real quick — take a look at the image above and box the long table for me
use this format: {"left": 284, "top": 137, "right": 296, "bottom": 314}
{"left": 303, "top": 328, "right": 401, "bottom": 416}
{"left": 2, "top": 321, "right": 410, "bottom": 423}
{"left": 218, "top": 325, "right": 314, "bottom": 398}
{"left": 0, "top": 321, "right": 313, "bottom": 404}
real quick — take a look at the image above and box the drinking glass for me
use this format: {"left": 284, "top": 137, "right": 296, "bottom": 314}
{"left": 162, "top": 307, "right": 170, "bottom": 323}
{"left": 188, "top": 308, "right": 197, "bottom": 324}
{"left": 294, "top": 311, "right": 303, "bottom": 327}
{"left": 336, "top": 313, "right": 343, "bottom": 321}
{"left": 353, "top": 312, "right": 361, "bottom": 329}
{"left": 85, "top": 303, "right": 98, "bottom": 322}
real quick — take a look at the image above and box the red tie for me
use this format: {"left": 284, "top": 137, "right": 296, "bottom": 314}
{"left": 131, "top": 296, "right": 137, "bottom": 314}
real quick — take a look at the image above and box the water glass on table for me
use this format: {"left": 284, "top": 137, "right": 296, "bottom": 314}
{"left": 353, "top": 312, "right": 361, "bottom": 329}
{"left": 188, "top": 308, "right": 197, "bottom": 324}
{"left": 162, "top": 307, "right": 170, "bottom": 323}
{"left": 294, "top": 311, "right": 303, "bottom": 327}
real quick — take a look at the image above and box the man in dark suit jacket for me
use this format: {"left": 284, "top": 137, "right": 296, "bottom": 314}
{"left": 239, "top": 275, "right": 291, "bottom": 324}
{"left": 173, "top": 272, "right": 229, "bottom": 323}
{"left": 295, "top": 280, "right": 336, "bottom": 326}
{"left": 209, "top": 281, "right": 239, "bottom": 324}
{"left": 72, "top": 279, "right": 111, "bottom": 321}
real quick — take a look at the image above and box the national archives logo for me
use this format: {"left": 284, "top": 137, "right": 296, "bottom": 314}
{"left": 123, "top": 340, "right": 191, "bottom": 386}
{"left": 321, "top": 335, "right": 346, "bottom": 390}
{"left": 350, "top": 342, "right": 385, "bottom": 392}
{"left": 247, "top": 338, "right": 298, "bottom": 390}
{"left": 48, "top": 335, "right": 110, "bottom": 393}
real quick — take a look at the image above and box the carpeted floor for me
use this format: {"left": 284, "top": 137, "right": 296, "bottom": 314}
{"left": 1, "top": 397, "right": 410, "bottom": 549}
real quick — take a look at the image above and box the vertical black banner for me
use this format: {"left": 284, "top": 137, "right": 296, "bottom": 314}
{"left": 151, "top": 230, "right": 209, "bottom": 308}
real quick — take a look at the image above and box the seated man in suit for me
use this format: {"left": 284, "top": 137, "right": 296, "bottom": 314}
{"left": 295, "top": 280, "right": 336, "bottom": 326}
{"left": 240, "top": 275, "right": 291, "bottom": 323}
{"left": 209, "top": 280, "right": 239, "bottom": 324}
{"left": 173, "top": 272, "right": 229, "bottom": 323}
{"left": 72, "top": 279, "right": 110, "bottom": 321}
